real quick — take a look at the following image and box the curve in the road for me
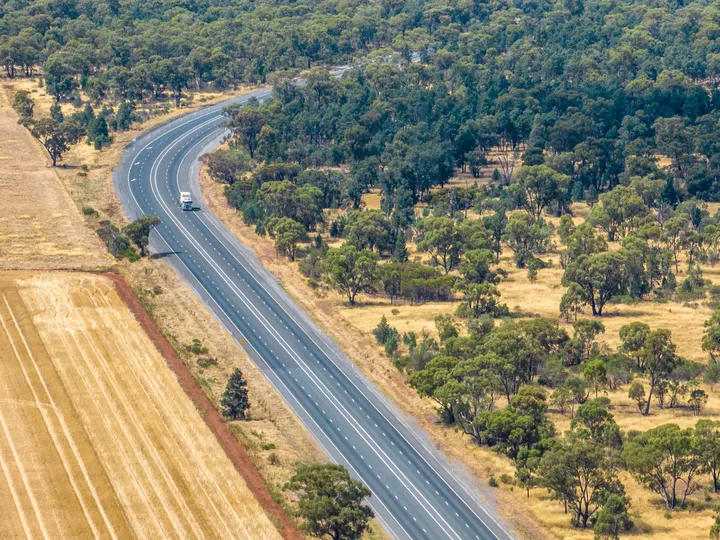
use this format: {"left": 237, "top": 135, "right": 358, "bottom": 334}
{"left": 114, "top": 89, "right": 514, "bottom": 540}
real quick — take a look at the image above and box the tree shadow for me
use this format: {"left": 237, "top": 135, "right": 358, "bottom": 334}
{"left": 151, "top": 250, "right": 182, "bottom": 259}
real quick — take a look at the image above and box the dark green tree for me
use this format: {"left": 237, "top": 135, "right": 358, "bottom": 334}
{"left": 640, "top": 329, "right": 678, "bottom": 416}
{"left": 624, "top": 424, "right": 703, "bottom": 509}
{"left": 502, "top": 214, "right": 551, "bottom": 268}
{"left": 593, "top": 494, "right": 633, "bottom": 540}
{"left": 227, "top": 107, "right": 265, "bottom": 158}
{"left": 538, "top": 433, "right": 625, "bottom": 529}
{"left": 417, "top": 216, "right": 464, "bottom": 274}
{"left": 123, "top": 215, "right": 160, "bottom": 256}
{"left": 393, "top": 229, "right": 409, "bottom": 262}
{"left": 571, "top": 399, "right": 615, "bottom": 439}
{"left": 221, "top": 368, "right": 250, "bottom": 420}
{"left": 323, "top": 245, "right": 378, "bottom": 305}
{"left": 286, "top": 463, "right": 374, "bottom": 540}
{"left": 269, "top": 217, "right": 305, "bottom": 261}
{"left": 115, "top": 100, "right": 134, "bottom": 131}
{"left": 562, "top": 252, "right": 627, "bottom": 316}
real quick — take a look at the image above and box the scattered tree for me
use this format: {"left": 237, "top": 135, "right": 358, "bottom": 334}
{"left": 623, "top": 424, "right": 702, "bottom": 509}
{"left": 286, "top": 463, "right": 374, "bottom": 540}
{"left": 221, "top": 369, "right": 250, "bottom": 420}
{"left": 323, "top": 245, "right": 378, "bottom": 305}
{"left": 28, "top": 117, "right": 84, "bottom": 166}
{"left": 270, "top": 217, "right": 305, "bottom": 261}
{"left": 539, "top": 434, "right": 625, "bottom": 529}
{"left": 12, "top": 90, "right": 34, "bottom": 119}
{"left": 123, "top": 215, "right": 160, "bottom": 256}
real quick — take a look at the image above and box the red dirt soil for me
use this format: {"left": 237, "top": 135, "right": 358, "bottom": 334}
{"left": 104, "top": 272, "right": 302, "bottom": 540}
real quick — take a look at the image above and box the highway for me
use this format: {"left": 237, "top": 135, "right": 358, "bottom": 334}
{"left": 114, "top": 82, "right": 514, "bottom": 540}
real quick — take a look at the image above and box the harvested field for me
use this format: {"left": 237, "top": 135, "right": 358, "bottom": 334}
{"left": 0, "top": 271, "right": 280, "bottom": 539}
{"left": 0, "top": 84, "right": 111, "bottom": 270}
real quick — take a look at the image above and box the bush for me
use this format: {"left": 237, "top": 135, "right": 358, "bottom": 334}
{"left": 252, "top": 162, "right": 300, "bottom": 184}
{"left": 188, "top": 338, "right": 209, "bottom": 355}
{"left": 489, "top": 476, "right": 499, "bottom": 488}
{"left": 197, "top": 357, "right": 218, "bottom": 368}
{"left": 82, "top": 206, "right": 98, "bottom": 216}
{"left": 377, "top": 262, "right": 456, "bottom": 304}
{"left": 96, "top": 223, "right": 132, "bottom": 257}
{"left": 385, "top": 334, "right": 399, "bottom": 356}
{"left": 372, "top": 316, "right": 398, "bottom": 345}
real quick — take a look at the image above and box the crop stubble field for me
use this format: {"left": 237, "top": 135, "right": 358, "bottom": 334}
{"left": 0, "top": 84, "right": 112, "bottom": 270}
{"left": 0, "top": 271, "right": 280, "bottom": 539}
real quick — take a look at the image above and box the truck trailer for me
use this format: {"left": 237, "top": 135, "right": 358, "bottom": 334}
{"left": 179, "top": 191, "right": 192, "bottom": 211}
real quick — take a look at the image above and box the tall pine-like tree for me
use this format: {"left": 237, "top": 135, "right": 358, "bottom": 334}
{"left": 115, "top": 100, "right": 133, "bottom": 131}
{"left": 221, "top": 368, "right": 250, "bottom": 420}
{"left": 393, "top": 229, "right": 409, "bottom": 262}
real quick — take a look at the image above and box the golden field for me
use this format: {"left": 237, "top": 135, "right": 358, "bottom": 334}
{"left": 0, "top": 271, "right": 280, "bottom": 539}
{"left": 0, "top": 77, "right": 304, "bottom": 538}
{"left": 0, "top": 82, "right": 112, "bottom": 270}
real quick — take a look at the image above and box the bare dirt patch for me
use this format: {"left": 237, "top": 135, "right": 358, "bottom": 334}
{"left": 0, "top": 271, "right": 282, "bottom": 538}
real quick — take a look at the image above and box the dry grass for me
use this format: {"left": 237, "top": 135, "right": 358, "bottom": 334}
{"left": 0, "top": 271, "right": 280, "bottom": 538}
{"left": 200, "top": 168, "right": 546, "bottom": 538}
{"left": 0, "top": 75, "right": 333, "bottom": 536}
{"left": 0, "top": 83, "right": 112, "bottom": 270}
{"left": 201, "top": 159, "right": 720, "bottom": 538}
{"left": 27, "top": 79, "right": 358, "bottom": 533}
{"left": 123, "top": 257, "right": 325, "bottom": 495}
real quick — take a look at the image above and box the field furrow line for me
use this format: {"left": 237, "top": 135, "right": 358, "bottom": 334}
{"left": 2, "top": 294, "right": 115, "bottom": 540}
{"left": 0, "top": 404, "right": 42, "bottom": 539}
{"left": 53, "top": 327, "right": 170, "bottom": 539}
{"left": 61, "top": 325, "right": 200, "bottom": 539}
{"left": 43, "top": 280, "right": 203, "bottom": 538}
{"left": 0, "top": 302, "right": 68, "bottom": 540}
{"left": 90, "top": 285, "right": 256, "bottom": 535}
{"left": 74, "top": 286, "right": 232, "bottom": 538}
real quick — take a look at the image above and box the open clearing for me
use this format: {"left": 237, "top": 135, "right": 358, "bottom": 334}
{"left": 0, "top": 271, "right": 280, "bottom": 539}
{"left": 0, "top": 84, "right": 111, "bottom": 270}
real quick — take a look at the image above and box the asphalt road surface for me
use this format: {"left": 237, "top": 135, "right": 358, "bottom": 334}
{"left": 114, "top": 82, "right": 514, "bottom": 540}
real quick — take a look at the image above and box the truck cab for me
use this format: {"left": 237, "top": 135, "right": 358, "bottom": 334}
{"left": 179, "top": 191, "right": 193, "bottom": 211}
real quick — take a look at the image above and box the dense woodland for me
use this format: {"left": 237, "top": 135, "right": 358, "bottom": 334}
{"left": 9, "top": 0, "right": 720, "bottom": 535}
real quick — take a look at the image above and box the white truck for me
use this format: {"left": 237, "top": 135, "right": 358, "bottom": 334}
{"left": 179, "top": 191, "right": 192, "bottom": 211}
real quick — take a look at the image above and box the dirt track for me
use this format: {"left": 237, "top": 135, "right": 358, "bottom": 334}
{"left": 0, "top": 271, "right": 281, "bottom": 539}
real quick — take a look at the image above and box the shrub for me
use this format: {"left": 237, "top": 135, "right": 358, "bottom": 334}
{"left": 489, "top": 476, "right": 499, "bottom": 488}
{"left": 197, "top": 357, "right": 218, "bottom": 368}
{"left": 189, "top": 338, "right": 209, "bottom": 355}
{"left": 373, "top": 316, "right": 400, "bottom": 351}
{"left": 385, "top": 334, "right": 399, "bottom": 356}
